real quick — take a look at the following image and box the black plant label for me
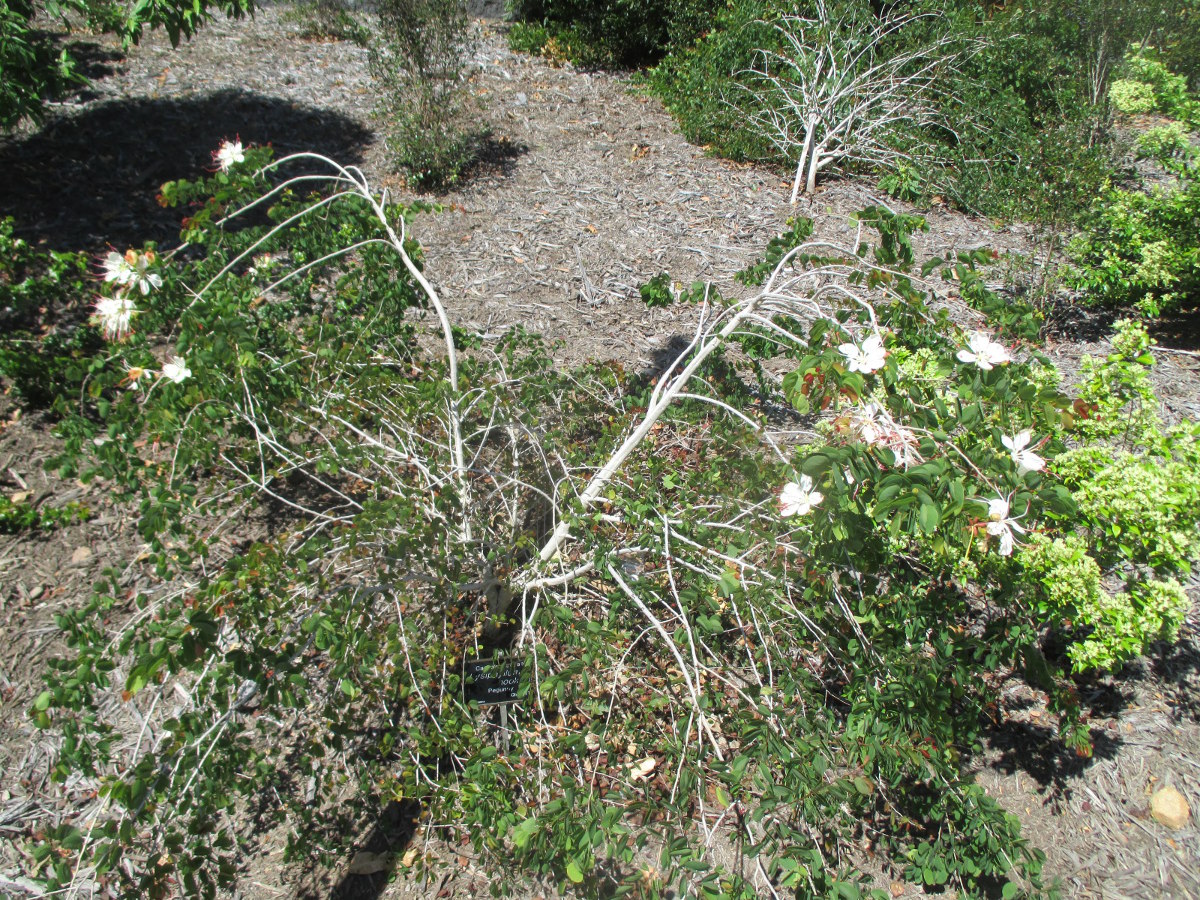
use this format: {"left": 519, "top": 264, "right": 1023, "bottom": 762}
{"left": 463, "top": 652, "right": 525, "bottom": 705}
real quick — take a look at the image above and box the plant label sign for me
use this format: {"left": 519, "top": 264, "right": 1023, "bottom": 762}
{"left": 463, "top": 654, "right": 525, "bottom": 705}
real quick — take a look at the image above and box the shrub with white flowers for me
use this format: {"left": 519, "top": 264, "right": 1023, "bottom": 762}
{"left": 24, "top": 149, "right": 1198, "bottom": 900}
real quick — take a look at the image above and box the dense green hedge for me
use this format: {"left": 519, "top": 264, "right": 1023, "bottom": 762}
{"left": 508, "top": 0, "right": 724, "bottom": 66}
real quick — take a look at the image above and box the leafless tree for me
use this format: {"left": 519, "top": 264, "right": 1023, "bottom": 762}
{"left": 740, "top": 0, "right": 973, "bottom": 202}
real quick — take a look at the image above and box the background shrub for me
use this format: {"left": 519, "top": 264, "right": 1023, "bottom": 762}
{"left": 282, "top": 0, "right": 371, "bottom": 44}
{"left": 1067, "top": 159, "right": 1200, "bottom": 317}
{"left": 508, "top": 0, "right": 724, "bottom": 67}
{"left": 371, "top": 0, "right": 489, "bottom": 188}
{"left": 647, "top": 0, "right": 781, "bottom": 161}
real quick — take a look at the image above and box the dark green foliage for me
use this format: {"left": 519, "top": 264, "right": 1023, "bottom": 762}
{"left": 0, "top": 0, "right": 83, "bottom": 128}
{"left": 736, "top": 215, "right": 813, "bottom": 285}
{"left": 0, "top": 217, "right": 94, "bottom": 408}
{"left": 646, "top": 0, "right": 1194, "bottom": 221}
{"left": 922, "top": 246, "right": 1044, "bottom": 343}
{"left": 1154, "top": 0, "right": 1200, "bottom": 91}
{"left": 647, "top": 0, "right": 783, "bottom": 162}
{"left": 508, "top": 0, "right": 725, "bottom": 67}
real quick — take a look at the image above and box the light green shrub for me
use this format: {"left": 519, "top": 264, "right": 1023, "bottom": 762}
{"left": 1113, "top": 53, "right": 1196, "bottom": 121}
{"left": 1136, "top": 122, "right": 1195, "bottom": 161}
{"left": 1068, "top": 167, "right": 1200, "bottom": 316}
{"left": 1110, "top": 78, "right": 1158, "bottom": 114}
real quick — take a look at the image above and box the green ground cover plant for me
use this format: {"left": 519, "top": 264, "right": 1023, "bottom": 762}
{"left": 8, "top": 143, "right": 1195, "bottom": 899}
{"left": 0, "top": 494, "right": 89, "bottom": 533}
{"left": 0, "top": 217, "right": 95, "bottom": 408}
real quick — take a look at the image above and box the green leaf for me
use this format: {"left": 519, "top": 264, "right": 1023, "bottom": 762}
{"left": 511, "top": 816, "right": 538, "bottom": 849}
{"left": 33, "top": 690, "right": 53, "bottom": 712}
{"left": 852, "top": 775, "right": 875, "bottom": 796}
{"left": 717, "top": 570, "right": 739, "bottom": 598}
{"left": 566, "top": 860, "right": 585, "bottom": 883}
{"left": 801, "top": 453, "right": 830, "bottom": 476}
{"left": 917, "top": 501, "right": 940, "bottom": 534}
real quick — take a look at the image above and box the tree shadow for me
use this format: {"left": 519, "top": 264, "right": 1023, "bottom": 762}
{"left": 981, "top": 715, "right": 1123, "bottom": 798}
{"left": 312, "top": 799, "right": 423, "bottom": 900}
{"left": 62, "top": 38, "right": 127, "bottom": 86}
{"left": 1041, "top": 296, "right": 1118, "bottom": 345}
{"left": 1148, "top": 306, "right": 1200, "bottom": 351}
{"left": 0, "top": 88, "right": 374, "bottom": 253}
{"left": 1148, "top": 628, "right": 1200, "bottom": 720}
{"left": 462, "top": 133, "right": 529, "bottom": 186}
{"left": 975, "top": 664, "right": 1140, "bottom": 800}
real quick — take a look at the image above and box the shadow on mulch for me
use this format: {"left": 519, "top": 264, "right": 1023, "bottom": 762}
{"left": 62, "top": 38, "right": 126, "bottom": 86}
{"left": 318, "top": 800, "right": 423, "bottom": 900}
{"left": 0, "top": 88, "right": 373, "bottom": 254}
{"left": 467, "top": 133, "right": 529, "bottom": 186}
{"left": 1149, "top": 306, "right": 1200, "bottom": 351}
{"left": 1150, "top": 629, "right": 1200, "bottom": 720}
{"left": 979, "top": 666, "right": 1135, "bottom": 796}
{"left": 1044, "top": 293, "right": 1200, "bottom": 352}
{"left": 984, "top": 717, "right": 1122, "bottom": 796}
{"left": 1042, "top": 298, "right": 1118, "bottom": 346}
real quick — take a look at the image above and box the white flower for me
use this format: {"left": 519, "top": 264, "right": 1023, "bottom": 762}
{"left": 780, "top": 474, "right": 823, "bottom": 517}
{"left": 957, "top": 331, "right": 1012, "bottom": 371}
{"left": 214, "top": 139, "right": 245, "bottom": 172}
{"left": 124, "top": 365, "right": 149, "bottom": 390}
{"left": 94, "top": 295, "right": 137, "bottom": 340}
{"left": 848, "top": 403, "right": 884, "bottom": 444}
{"left": 129, "top": 250, "right": 162, "bottom": 296}
{"left": 104, "top": 249, "right": 162, "bottom": 295}
{"left": 846, "top": 403, "right": 923, "bottom": 469}
{"left": 838, "top": 333, "right": 887, "bottom": 374}
{"left": 982, "top": 495, "right": 1026, "bottom": 557}
{"left": 250, "top": 253, "right": 275, "bottom": 279}
{"left": 102, "top": 250, "right": 136, "bottom": 287}
{"left": 1001, "top": 430, "right": 1045, "bottom": 474}
{"left": 161, "top": 356, "right": 191, "bottom": 384}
